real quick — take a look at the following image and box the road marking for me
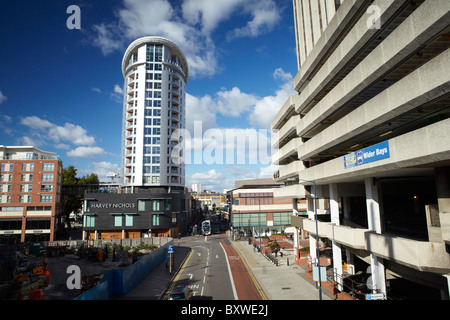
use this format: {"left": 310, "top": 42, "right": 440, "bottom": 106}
{"left": 216, "top": 254, "right": 219, "bottom": 259}
{"left": 188, "top": 273, "right": 193, "bottom": 280}
{"left": 203, "top": 275, "right": 206, "bottom": 284}
{"left": 220, "top": 242, "right": 238, "bottom": 300}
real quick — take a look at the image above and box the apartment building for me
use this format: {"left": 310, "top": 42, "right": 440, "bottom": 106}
{"left": 121, "top": 36, "right": 188, "bottom": 189}
{"left": 81, "top": 36, "right": 191, "bottom": 240}
{"left": 272, "top": 0, "right": 450, "bottom": 299}
{"left": 0, "top": 146, "right": 63, "bottom": 243}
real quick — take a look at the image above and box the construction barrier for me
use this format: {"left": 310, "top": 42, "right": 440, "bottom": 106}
{"left": 75, "top": 240, "right": 173, "bottom": 300}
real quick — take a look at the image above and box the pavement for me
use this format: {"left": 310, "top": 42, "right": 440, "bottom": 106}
{"left": 116, "top": 235, "right": 334, "bottom": 300}
{"left": 231, "top": 239, "right": 334, "bottom": 300}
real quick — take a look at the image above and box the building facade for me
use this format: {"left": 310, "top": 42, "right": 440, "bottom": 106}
{"left": 82, "top": 191, "right": 190, "bottom": 240}
{"left": 272, "top": 0, "right": 450, "bottom": 299}
{"left": 0, "top": 146, "right": 63, "bottom": 243}
{"left": 121, "top": 36, "right": 188, "bottom": 189}
{"left": 231, "top": 178, "right": 306, "bottom": 236}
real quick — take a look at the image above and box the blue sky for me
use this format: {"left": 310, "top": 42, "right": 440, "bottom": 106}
{"left": 0, "top": 0, "right": 297, "bottom": 192}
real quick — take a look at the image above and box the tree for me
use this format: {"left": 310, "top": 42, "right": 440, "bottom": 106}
{"left": 62, "top": 166, "right": 99, "bottom": 230}
{"left": 62, "top": 165, "right": 79, "bottom": 185}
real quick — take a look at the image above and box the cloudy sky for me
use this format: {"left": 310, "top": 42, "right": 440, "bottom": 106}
{"left": 0, "top": 0, "right": 297, "bottom": 191}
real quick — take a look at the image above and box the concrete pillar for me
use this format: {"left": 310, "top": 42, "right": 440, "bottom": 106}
{"left": 330, "top": 184, "right": 343, "bottom": 291}
{"left": 365, "top": 178, "right": 387, "bottom": 297}
{"left": 435, "top": 166, "right": 450, "bottom": 214}
{"left": 308, "top": 193, "right": 317, "bottom": 261}
{"left": 342, "top": 196, "right": 355, "bottom": 275}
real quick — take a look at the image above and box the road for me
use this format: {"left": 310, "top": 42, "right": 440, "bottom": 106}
{"left": 166, "top": 234, "right": 264, "bottom": 300}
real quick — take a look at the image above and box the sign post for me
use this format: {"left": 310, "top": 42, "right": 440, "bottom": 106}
{"left": 168, "top": 246, "right": 174, "bottom": 274}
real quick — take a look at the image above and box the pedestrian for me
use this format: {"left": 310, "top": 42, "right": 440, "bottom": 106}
{"left": 274, "top": 247, "right": 278, "bottom": 257}
{"left": 280, "top": 247, "right": 284, "bottom": 257}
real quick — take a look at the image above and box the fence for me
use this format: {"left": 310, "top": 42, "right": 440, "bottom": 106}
{"left": 44, "top": 237, "right": 172, "bottom": 249}
{"left": 74, "top": 239, "right": 173, "bottom": 300}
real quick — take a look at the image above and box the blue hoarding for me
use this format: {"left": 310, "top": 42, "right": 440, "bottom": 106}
{"left": 344, "top": 141, "right": 390, "bottom": 169}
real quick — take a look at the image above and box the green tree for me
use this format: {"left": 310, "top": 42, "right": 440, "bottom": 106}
{"left": 62, "top": 166, "right": 99, "bottom": 230}
{"left": 62, "top": 165, "right": 79, "bottom": 185}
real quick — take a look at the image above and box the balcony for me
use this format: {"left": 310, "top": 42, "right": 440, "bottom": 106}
{"left": 273, "top": 184, "right": 306, "bottom": 199}
{"left": 273, "top": 160, "right": 304, "bottom": 182}
{"left": 272, "top": 137, "right": 302, "bottom": 165}
{"left": 303, "top": 219, "right": 450, "bottom": 274}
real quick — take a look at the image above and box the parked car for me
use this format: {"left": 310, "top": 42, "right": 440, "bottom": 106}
{"left": 168, "top": 286, "right": 193, "bottom": 300}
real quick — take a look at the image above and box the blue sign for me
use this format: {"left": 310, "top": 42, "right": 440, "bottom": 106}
{"left": 168, "top": 246, "right": 174, "bottom": 252}
{"left": 344, "top": 141, "right": 390, "bottom": 169}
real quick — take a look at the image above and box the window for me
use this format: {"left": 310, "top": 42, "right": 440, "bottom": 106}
{"left": 138, "top": 200, "right": 147, "bottom": 211}
{"left": 152, "top": 166, "right": 160, "bottom": 174}
{"left": 152, "top": 156, "right": 160, "bottom": 164}
{"left": 125, "top": 215, "right": 134, "bottom": 226}
{"left": 84, "top": 215, "right": 95, "bottom": 227}
{"left": 153, "top": 109, "right": 161, "bottom": 116}
{"left": 152, "top": 137, "right": 161, "bottom": 144}
{"left": 26, "top": 219, "right": 50, "bottom": 230}
{"left": 40, "top": 195, "right": 53, "bottom": 203}
{"left": 153, "top": 128, "right": 160, "bottom": 135}
{"left": 42, "top": 174, "right": 53, "bottom": 182}
{"left": 41, "top": 184, "right": 53, "bottom": 192}
{"left": 43, "top": 163, "right": 54, "bottom": 171}
{"left": 152, "top": 199, "right": 162, "bottom": 211}
{"left": 114, "top": 215, "right": 122, "bottom": 227}
{"left": 165, "top": 199, "right": 171, "bottom": 211}
{"left": 152, "top": 214, "right": 160, "bottom": 226}
{"left": 143, "top": 156, "right": 151, "bottom": 164}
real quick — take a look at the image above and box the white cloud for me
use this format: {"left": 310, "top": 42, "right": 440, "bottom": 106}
{"left": 90, "top": 0, "right": 282, "bottom": 78}
{"left": 181, "top": 0, "right": 242, "bottom": 34}
{"left": 227, "top": 0, "right": 281, "bottom": 40}
{"left": 216, "top": 87, "right": 258, "bottom": 117}
{"left": 91, "top": 88, "right": 102, "bottom": 93}
{"left": 248, "top": 68, "right": 295, "bottom": 129}
{"left": 67, "top": 146, "right": 107, "bottom": 158}
{"left": 187, "top": 169, "right": 226, "bottom": 191}
{"left": 79, "top": 161, "right": 120, "bottom": 182}
{"left": 186, "top": 93, "right": 217, "bottom": 133}
{"left": 186, "top": 68, "right": 294, "bottom": 131}
{"left": 114, "top": 84, "right": 123, "bottom": 94}
{"left": 0, "top": 91, "right": 7, "bottom": 104}
{"left": 20, "top": 116, "right": 96, "bottom": 147}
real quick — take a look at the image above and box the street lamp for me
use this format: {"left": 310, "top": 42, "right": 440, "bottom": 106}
{"left": 299, "top": 178, "right": 322, "bottom": 300}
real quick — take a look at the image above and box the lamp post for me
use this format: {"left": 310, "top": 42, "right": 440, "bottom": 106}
{"left": 299, "top": 178, "right": 322, "bottom": 300}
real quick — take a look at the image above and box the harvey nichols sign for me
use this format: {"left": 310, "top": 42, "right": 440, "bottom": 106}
{"left": 90, "top": 202, "right": 136, "bottom": 209}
